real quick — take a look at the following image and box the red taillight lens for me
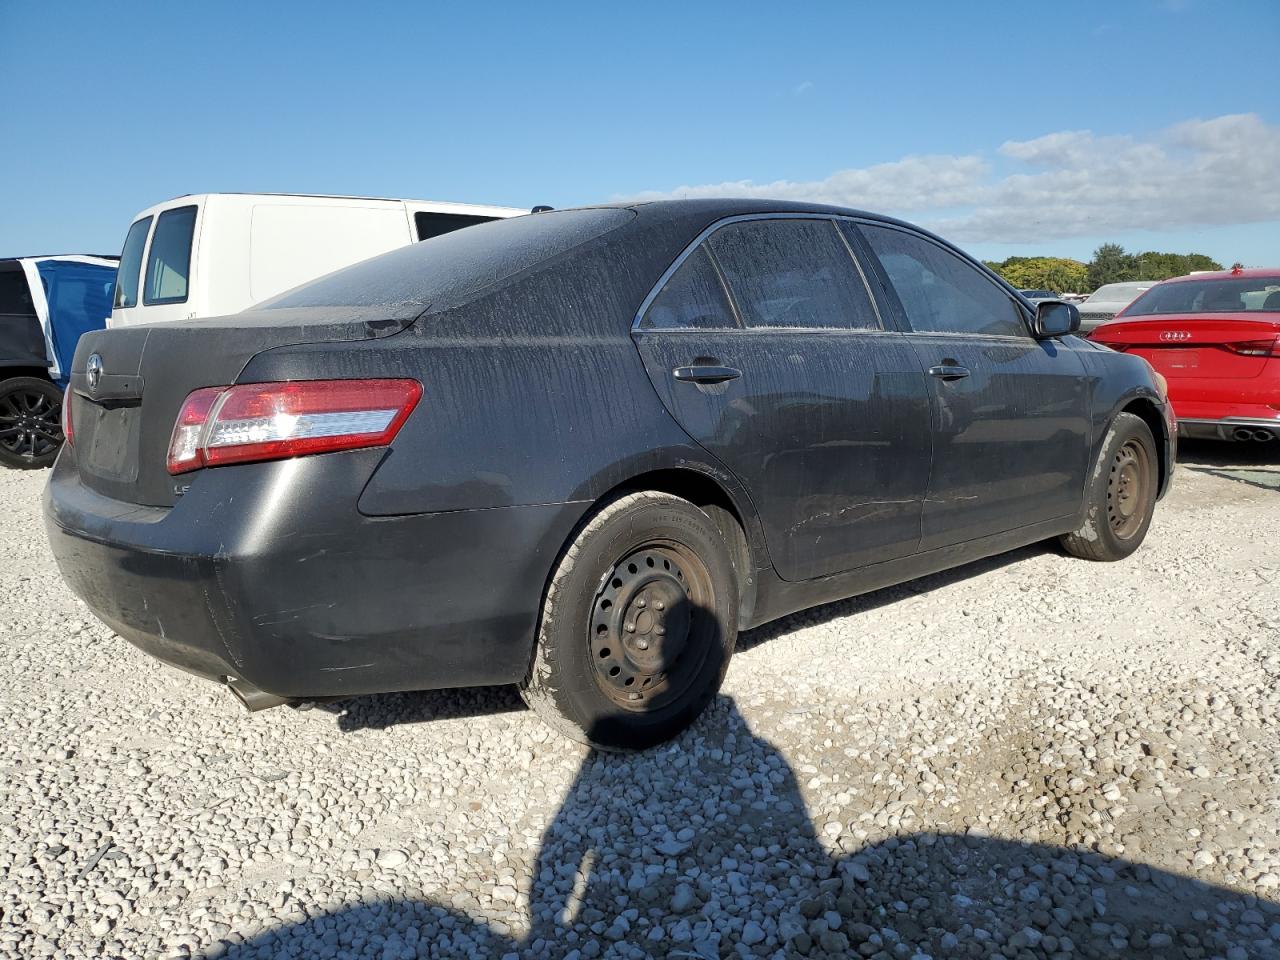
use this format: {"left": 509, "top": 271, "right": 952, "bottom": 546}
{"left": 1224, "top": 337, "right": 1280, "bottom": 358}
{"left": 61, "top": 390, "right": 74, "bottom": 446}
{"left": 166, "top": 379, "right": 422, "bottom": 475}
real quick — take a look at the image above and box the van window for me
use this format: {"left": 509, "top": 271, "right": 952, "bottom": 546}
{"left": 114, "top": 216, "right": 153, "bottom": 309}
{"left": 415, "top": 211, "right": 499, "bottom": 241}
{"left": 0, "top": 267, "right": 35, "bottom": 316}
{"left": 143, "top": 206, "right": 197, "bottom": 305}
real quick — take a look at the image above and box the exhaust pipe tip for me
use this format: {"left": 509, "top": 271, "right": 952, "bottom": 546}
{"left": 1232, "top": 427, "right": 1257, "bottom": 442}
{"left": 1254, "top": 429, "right": 1275, "bottom": 443}
{"left": 225, "top": 677, "right": 291, "bottom": 712}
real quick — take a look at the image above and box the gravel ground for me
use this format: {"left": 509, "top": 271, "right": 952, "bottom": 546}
{"left": 2, "top": 442, "right": 1278, "bottom": 960}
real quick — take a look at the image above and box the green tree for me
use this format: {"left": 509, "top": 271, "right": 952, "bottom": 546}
{"left": 986, "top": 256, "right": 1088, "bottom": 293}
{"left": 1086, "top": 243, "right": 1139, "bottom": 289}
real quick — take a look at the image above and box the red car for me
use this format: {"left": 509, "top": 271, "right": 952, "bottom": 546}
{"left": 1089, "top": 268, "right": 1280, "bottom": 443}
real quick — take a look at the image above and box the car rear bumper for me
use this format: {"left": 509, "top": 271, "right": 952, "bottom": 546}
{"left": 44, "top": 448, "right": 587, "bottom": 700}
{"left": 1178, "top": 416, "right": 1280, "bottom": 442}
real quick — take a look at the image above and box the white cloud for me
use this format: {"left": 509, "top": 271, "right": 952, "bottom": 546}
{"left": 792, "top": 80, "right": 814, "bottom": 96}
{"left": 625, "top": 113, "right": 1280, "bottom": 245}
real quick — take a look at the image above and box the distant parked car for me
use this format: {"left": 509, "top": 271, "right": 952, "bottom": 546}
{"left": 109, "top": 193, "right": 531, "bottom": 327}
{"left": 0, "top": 255, "right": 117, "bottom": 468}
{"left": 46, "top": 200, "right": 1173, "bottom": 749}
{"left": 1078, "top": 282, "right": 1155, "bottom": 331}
{"left": 1018, "top": 288, "right": 1061, "bottom": 304}
{"left": 1090, "top": 268, "right": 1280, "bottom": 443}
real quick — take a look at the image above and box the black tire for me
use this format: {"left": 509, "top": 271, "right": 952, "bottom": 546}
{"left": 520, "top": 491, "right": 738, "bottom": 751}
{"left": 1059, "top": 412, "right": 1158, "bottom": 561}
{"left": 0, "top": 377, "right": 64, "bottom": 470}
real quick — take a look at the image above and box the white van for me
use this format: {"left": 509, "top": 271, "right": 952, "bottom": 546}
{"left": 108, "top": 193, "right": 530, "bottom": 326}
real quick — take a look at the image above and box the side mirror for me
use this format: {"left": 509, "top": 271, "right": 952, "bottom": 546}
{"left": 1032, "top": 300, "right": 1080, "bottom": 339}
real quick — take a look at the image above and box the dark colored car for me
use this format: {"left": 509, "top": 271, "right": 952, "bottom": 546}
{"left": 45, "top": 201, "right": 1174, "bottom": 749}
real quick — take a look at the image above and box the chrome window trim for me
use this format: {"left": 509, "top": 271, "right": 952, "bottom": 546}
{"left": 632, "top": 212, "right": 889, "bottom": 334}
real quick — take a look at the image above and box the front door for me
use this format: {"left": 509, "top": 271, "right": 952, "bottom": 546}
{"left": 856, "top": 222, "right": 1091, "bottom": 550}
{"left": 632, "top": 216, "right": 933, "bottom": 581}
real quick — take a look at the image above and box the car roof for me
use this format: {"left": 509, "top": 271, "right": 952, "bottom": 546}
{"left": 1156, "top": 268, "right": 1280, "bottom": 283}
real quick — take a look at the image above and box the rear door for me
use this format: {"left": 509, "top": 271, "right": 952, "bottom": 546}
{"left": 632, "top": 215, "right": 933, "bottom": 582}
{"left": 856, "top": 221, "right": 1090, "bottom": 550}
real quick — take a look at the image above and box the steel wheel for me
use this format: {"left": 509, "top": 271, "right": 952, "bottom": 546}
{"left": 588, "top": 540, "right": 716, "bottom": 712}
{"left": 0, "top": 381, "right": 63, "bottom": 464}
{"left": 1106, "top": 438, "right": 1151, "bottom": 540}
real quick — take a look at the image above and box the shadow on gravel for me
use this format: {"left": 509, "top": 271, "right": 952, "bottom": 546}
{"left": 1177, "top": 438, "right": 1280, "bottom": 469}
{"left": 321, "top": 685, "right": 526, "bottom": 733}
{"left": 211, "top": 698, "right": 1275, "bottom": 960}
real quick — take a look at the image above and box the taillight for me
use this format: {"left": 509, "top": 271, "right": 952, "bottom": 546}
{"left": 1224, "top": 337, "right": 1280, "bottom": 358}
{"left": 166, "top": 379, "right": 422, "bottom": 475}
{"left": 61, "top": 390, "right": 73, "bottom": 446}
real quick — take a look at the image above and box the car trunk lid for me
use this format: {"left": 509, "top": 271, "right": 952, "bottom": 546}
{"left": 67, "top": 306, "right": 415, "bottom": 507}
{"left": 1090, "top": 313, "right": 1280, "bottom": 380}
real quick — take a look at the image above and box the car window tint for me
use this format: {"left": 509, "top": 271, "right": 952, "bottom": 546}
{"left": 143, "top": 206, "right": 197, "bottom": 305}
{"left": 114, "top": 216, "right": 152, "bottom": 309}
{"left": 861, "top": 224, "right": 1025, "bottom": 337}
{"left": 638, "top": 246, "right": 736, "bottom": 330}
{"left": 414, "top": 211, "right": 499, "bottom": 241}
{"left": 707, "top": 219, "right": 878, "bottom": 330}
{"left": 0, "top": 268, "right": 35, "bottom": 316}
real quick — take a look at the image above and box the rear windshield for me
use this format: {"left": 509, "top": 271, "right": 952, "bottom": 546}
{"left": 262, "top": 208, "right": 635, "bottom": 314}
{"left": 143, "top": 205, "right": 197, "bottom": 305}
{"left": 113, "top": 216, "right": 152, "bottom": 309}
{"left": 1124, "top": 277, "right": 1280, "bottom": 316}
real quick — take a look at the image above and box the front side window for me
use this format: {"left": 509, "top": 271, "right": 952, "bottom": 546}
{"left": 861, "top": 224, "right": 1026, "bottom": 337}
{"left": 143, "top": 206, "right": 197, "bottom": 305}
{"left": 707, "top": 218, "right": 879, "bottom": 330}
{"left": 638, "top": 246, "right": 736, "bottom": 330}
{"left": 113, "top": 216, "right": 152, "bottom": 309}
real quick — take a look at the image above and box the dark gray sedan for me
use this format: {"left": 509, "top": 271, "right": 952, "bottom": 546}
{"left": 44, "top": 200, "right": 1174, "bottom": 749}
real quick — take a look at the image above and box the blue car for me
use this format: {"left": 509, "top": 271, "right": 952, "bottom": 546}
{"left": 0, "top": 255, "right": 117, "bottom": 468}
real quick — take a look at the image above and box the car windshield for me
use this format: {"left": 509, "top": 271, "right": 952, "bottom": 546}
{"left": 1122, "top": 277, "right": 1280, "bottom": 315}
{"left": 1020, "top": 290, "right": 1055, "bottom": 298}
{"left": 1085, "top": 283, "right": 1149, "bottom": 304}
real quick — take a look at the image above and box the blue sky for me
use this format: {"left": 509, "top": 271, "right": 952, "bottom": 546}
{"left": 2, "top": 0, "right": 1277, "bottom": 266}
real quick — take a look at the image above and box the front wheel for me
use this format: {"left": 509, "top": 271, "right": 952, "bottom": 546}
{"left": 520, "top": 491, "right": 738, "bottom": 750}
{"left": 1059, "top": 412, "right": 1158, "bottom": 561}
{"left": 0, "top": 377, "right": 64, "bottom": 470}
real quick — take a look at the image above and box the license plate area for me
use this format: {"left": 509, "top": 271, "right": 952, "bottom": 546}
{"left": 79, "top": 400, "right": 142, "bottom": 483}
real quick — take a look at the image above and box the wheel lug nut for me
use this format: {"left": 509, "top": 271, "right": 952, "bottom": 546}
{"left": 655, "top": 601, "right": 665, "bottom": 611}
{"left": 625, "top": 623, "right": 636, "bottom": 633}
{"left": 635, "top": 639, "right": 649, "bottom": 650}
{"left": 655, "top": 626, "right": 665, "bottom": 636}
{"left": 635, "top": 599, "right": 646, "bottom": 608}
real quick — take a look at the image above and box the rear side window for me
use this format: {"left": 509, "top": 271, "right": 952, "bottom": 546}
{"left": 415, "top": 211, "right": 499, "bottom": 241}
{"left": 114, "top": 216, "right": 152, "bottom": 309}
{"left": 143, "top": 206, "right": 197, "bottom": 305}
{"left": 638, "top": 246, "right": 736, "bottom": 330}
{"left": 861, "top": 224, "right": 1025, "bottom": 337}
{"left": 707, "top": 219, "right": 879, "bottom": 330}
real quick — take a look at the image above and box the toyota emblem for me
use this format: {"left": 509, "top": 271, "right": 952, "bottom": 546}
{"left": 86, "top": 353, "right": 104, "bottom": 391}
{"left": 1159, "top": 331, "right": 1192, "bottom": 342}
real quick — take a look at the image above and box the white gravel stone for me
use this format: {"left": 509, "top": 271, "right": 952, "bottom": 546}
{"left": 1, "top": 448, "right": 1278, "bottom": 959}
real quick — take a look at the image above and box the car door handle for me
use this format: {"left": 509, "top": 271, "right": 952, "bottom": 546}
{"left": 928, "top": 364, "right": 971, "bottom": 381}
{"left": 673, "top": 365, "right": 742, "bottom": 384}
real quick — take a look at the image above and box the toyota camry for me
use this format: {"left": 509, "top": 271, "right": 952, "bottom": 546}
{"left": 45, "top": 201, "right": 1174, "bottom": 749}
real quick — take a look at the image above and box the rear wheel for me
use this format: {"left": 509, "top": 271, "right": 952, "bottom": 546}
{"left": 1060, "top": 412, "right": 1158, "bottom": 561}
{"left": 0, "top": 377, "right": 64, "bottom": 470}
{"left": 520, "top": 491, "right": 738, "bottom": 750}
